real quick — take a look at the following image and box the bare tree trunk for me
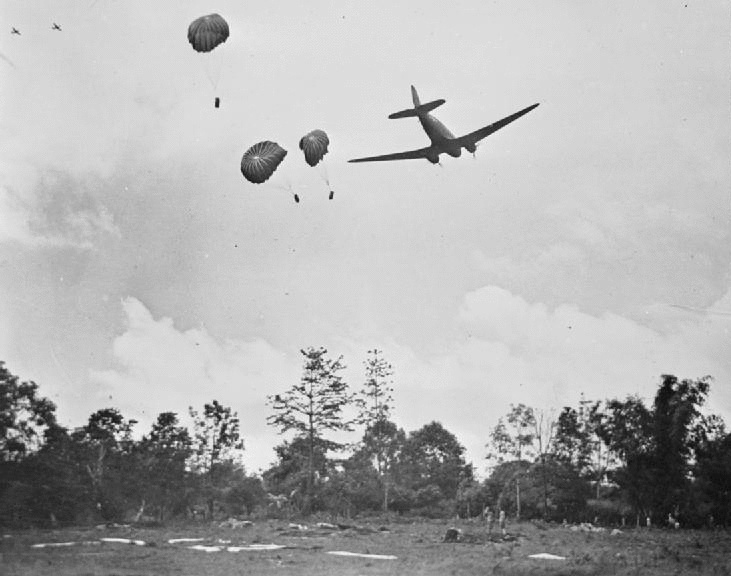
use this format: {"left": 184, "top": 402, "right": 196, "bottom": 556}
{"left": 133, "top": 499, "right": 145, "bottom": 523}
{"left": 534, "top": 410, "right": 555, "bottom": 519}
{"left": 86, "top": 444, "right": 106, "bottom": 516}
{"left": 542, "top": 455, "right": 549, "bottom": 518}
{"left": 307, "top": 427, "right": 315, "bottom": 513}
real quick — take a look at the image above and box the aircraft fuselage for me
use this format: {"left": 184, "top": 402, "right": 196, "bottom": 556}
{"left": 418, "top": 114, "right": 463, "bottom": 159}
{"left": 417, "top": 111, "right": 480, "bottom": 161}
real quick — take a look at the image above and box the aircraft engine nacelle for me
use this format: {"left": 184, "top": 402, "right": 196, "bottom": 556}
{"left": 426, "top": 153, "right": 440, "bottom": 164}
{"left": 464, "top": 143, "right": 477, "bottom": 154}
{"left": 447, "top": 148, "right": 462, "bottom": 158}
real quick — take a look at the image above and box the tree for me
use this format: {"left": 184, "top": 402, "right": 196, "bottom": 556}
{"left": 488, "top": 404, "right": 536, "bottom": 463}
{"left": 61, "top": 408, "right": 138, "bottom": 521}
{"left": 651, "top": 374, "right": 711, "bottom": 517}
{"left": 189, "top": 401, "right": 244, "bottom": 474}
{"left": 486, "top": 404, "right": 536, "bottom": 519}
{"left": 456, "top": 477, "right": 491, "bottom": 519}
{"left": 595, "top": 395, "right": 654, "bottom": 518}
{"left": 136, "top": 412, "right": 192, "bottom": 521}
{"left": 264, "top": 437, "right": 312, "bottom": 497}
{"left": 0, "top": 362, "right": 57, "bottom": 461}
{"left": 552, "top": 406, "right": 587, "bottom": 466}
{"left": 262, "top": 436, "right": 331, "bottom": 514}
{"left": 484, "top": 460, "right": 531, "bottom": 517}
{"left": 489, "top": 459, "right": 590, "bottom": 521}
{"left": 532, "top": 409, "right": 556, "bottom": 518}
{"left": 0, "top": 363, "right": 59, "bottom": 525}
{"left": 189, "top": 401, "right": 245, "bottom": 518}
{"left": 354, "top": 349, "right": 399, "bottom": 511}
{"left": 16, "top": 424, "right": 89, "bottom": 525}
{"left": 223, "top": 471, "right": 266, "bottom": 517}
{"left": 397, "top": 421, "right": 472, "bottom": 514}
{"left": 595, "top": 376, "right": 712, "bottom": 521}
{"left": 339, "top": 448, "right": 384, "bottom": 515}
{"left": 693, "top": 418, "right": 731, "bottom": 526}
{"left": 355, "top": 349, "right": 394, "bottom": 426}
{"left": 355, "top": 418, "right": 405, "bottom": 512}
{"left": 552, "top": 398, "right": 613, "bottom": 498}
{"left": 266, "top": 347, "right": 353, "bottom": 509}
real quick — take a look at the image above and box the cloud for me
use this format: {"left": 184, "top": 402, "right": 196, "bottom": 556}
{"left": 0, "top": 172, "right": 120, "bottom": 249}
{"left": 89, "top": 285, "right": 731, "bottom": 477}
{"left": 471, "top": 189, "right": 730, "bottom": 318}
{"left": 0, "top": 187, "right": 36, "bottom": 245}
{"left": 362, "top": 285, "right": 731, "bottom": 475}
{"left": 90, "top": 297, "right": 301, "bottom": 472}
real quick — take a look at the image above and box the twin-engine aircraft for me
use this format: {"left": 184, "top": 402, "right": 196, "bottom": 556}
{"left": 349, "top": 85, "right": 538, "bottom": 164}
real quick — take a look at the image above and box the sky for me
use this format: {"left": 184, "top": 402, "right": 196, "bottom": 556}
{"left": 1, "top": 1, "right": 729, "bottom": 475}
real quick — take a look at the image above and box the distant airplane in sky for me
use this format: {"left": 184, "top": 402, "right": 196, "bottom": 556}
{"left": 349, "top": 85, "right": 539, "bottom": 164}
{"left": 11, "top": 27, "right": 20, "bottom": 35}
{"left": 52, "top": 23, "right": 62, "bottom": 31}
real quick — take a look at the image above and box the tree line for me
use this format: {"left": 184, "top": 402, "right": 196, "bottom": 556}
{"left": 1, "top": 351, "right": 729, "bottom": 528}
{"left": 479, "top": 374, "right": 729, "bottom": 528}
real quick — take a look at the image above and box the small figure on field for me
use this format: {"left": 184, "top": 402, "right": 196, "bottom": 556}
{"left": 484, "top": 507, "right": 494, "bottom": 535}
{"left": 499, "top": 510, "right": 507, "bottom": 536}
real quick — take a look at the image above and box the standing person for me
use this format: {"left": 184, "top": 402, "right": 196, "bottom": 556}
{"left": 499, "top": 510, "right": 507, "bottom": 536}
{"left": 484, "top": 507, "right": 494, "bottom": 535}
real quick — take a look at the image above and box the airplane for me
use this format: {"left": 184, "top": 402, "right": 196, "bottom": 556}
{"left": 52, "top": 23, "right": 62, "bottom": 31}
{"left": 11, "top": 27, "right": 20, "bottom": 35}
{"left": 349, "top": 85, "right": 539, "bottom": 164}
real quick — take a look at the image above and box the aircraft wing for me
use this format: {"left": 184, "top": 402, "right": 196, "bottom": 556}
{"left": 454, "top": 103, "right": 539, "bottom": 148}
{"left": 348, "top": 145, "right": 436, "bottom": 163}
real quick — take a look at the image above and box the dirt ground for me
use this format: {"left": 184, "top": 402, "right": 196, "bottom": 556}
{"left": 2, "top": 518, "right": 730, "bottom": 576}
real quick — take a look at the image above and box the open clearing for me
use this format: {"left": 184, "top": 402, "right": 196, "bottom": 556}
{"left": 2, "top": 519, "right": 730, "bottom": 576}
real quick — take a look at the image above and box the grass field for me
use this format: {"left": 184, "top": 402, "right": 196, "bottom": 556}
{"left": 2, "top": 518, "right": 730, "bottom": 576}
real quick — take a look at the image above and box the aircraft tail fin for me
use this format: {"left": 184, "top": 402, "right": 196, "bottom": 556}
{"left": 389, "top": 86, "right": 445, "bottom": 119}
{"left": 411, "top": 85, "right": 421, "bottom": 107}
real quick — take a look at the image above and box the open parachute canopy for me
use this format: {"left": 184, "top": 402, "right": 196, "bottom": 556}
{"left": 241, "top": 141, "right": 288, "bottom": 184}
{"left": 188, "top": 14, "right": 229, "bottom": 53}
{"left": 299, "top": 129, "right": 330, "bottom": 167}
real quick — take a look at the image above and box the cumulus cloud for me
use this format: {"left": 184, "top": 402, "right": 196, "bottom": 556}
{"left": 89, "top": 287, "right": 730, "bottom": 477}
{"left": 90, "top": 297, "right": 301, "bottom": 472}
{"left": 455, "top": 285, "right": 724, "bottom": 400}
{"left": 360, "top": 285, "right": 731, "bottom": 475}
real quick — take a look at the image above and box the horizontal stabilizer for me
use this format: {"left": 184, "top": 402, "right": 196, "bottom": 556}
{"left": 388, "top": 98, "right": 446, "bottom": 119}
{"left": 418, "top": 98, "right": 446, "bottom": 114}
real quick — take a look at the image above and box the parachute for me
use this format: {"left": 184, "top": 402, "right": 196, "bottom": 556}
{"left": 241, "top": 141, "right": 288, "bottom": 184}
{"left": 187, "top": 14, "right": 229, "bottom": 53}
{"left": 188, "top": 14, "right": 229, "bottom": 106}
{"left": 299, "top": 129, "right": 329, "bottom": 167}
{"left": 298, "top": 129, "right": 334, "bottom": 199}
